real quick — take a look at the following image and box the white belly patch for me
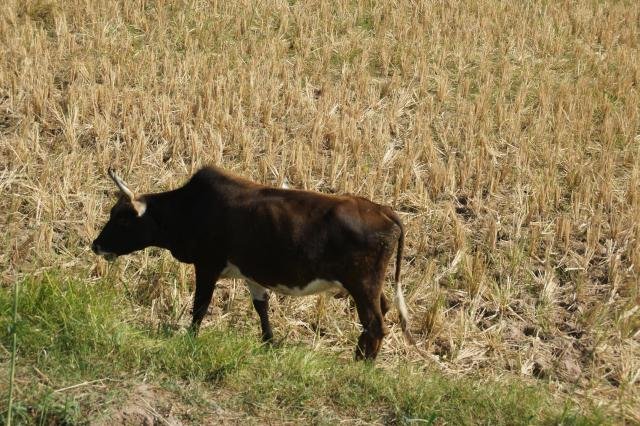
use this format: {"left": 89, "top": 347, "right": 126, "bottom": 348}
{"left": 220, "top": 262, "right": 344, "bottom": 297}
{"left": 220, "top": 262, "right": 245, "bottom": 279}
{"left": 273, "top": 280, "right": 344, "bottom": 296}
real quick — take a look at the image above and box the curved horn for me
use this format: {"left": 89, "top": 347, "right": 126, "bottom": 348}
{"left": 108, "top": 168, "right": 135, "bottom": 201}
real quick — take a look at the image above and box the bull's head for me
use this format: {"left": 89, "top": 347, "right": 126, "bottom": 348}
{"left": 92, "top": 168, "right": 157, "bottom": 260}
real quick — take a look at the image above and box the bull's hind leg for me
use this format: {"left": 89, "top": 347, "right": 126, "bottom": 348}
{"left": 380, "top": 293, "right": 390, "bottom": 316}
{"left": 351, "top": 243, "right": 396, "bottom": 360}
{"left": 352, "top": 284, "right": 388, "bottom": 361}
{"left": 247, "top": 281, "right": 273, "bottom": 342}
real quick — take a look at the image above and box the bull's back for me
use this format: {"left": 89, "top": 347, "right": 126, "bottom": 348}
{"left": 224, "top": 189, "right": 399, "bottom": 286}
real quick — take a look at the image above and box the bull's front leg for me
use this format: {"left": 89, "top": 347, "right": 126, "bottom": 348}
{"left": 247, "top": 281, "right": 273, "bottom": 342}
{"left": 190, "top": 263, "right": 222, "bottom": 335}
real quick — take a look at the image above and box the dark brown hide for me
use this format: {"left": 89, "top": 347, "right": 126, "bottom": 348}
{"left": 93, "top": 166, "right": 410, "bottom": 360}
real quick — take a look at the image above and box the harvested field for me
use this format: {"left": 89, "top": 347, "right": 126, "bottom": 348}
{"left": 1, "top": 0, "right": 639, "bottom": 422}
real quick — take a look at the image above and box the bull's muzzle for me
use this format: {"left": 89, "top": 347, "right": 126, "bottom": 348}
{"left": 92, "top": 242, "right": 116, "bottom": 261}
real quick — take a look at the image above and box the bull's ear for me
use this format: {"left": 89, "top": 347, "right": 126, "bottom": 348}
{"left": 108, "top": 168, "right": 146, "bottom": 216}
{"left": 108, "top": 168, "right": 135, "bottom": 201}
{"left": 132, "top": 200, "right": 147, "bottom": 217}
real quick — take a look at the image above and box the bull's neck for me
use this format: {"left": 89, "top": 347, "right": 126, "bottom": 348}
{"left": 144, "top": 188, "right": 189, "bottom": 251}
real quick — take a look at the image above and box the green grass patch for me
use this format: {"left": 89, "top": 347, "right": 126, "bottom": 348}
{"left": 0, "top": 274, "right": 604, "bottom": 424}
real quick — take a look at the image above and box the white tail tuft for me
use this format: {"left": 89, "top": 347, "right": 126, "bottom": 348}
{"left": 394, "top": 280, "right": 414, "bottom": 343}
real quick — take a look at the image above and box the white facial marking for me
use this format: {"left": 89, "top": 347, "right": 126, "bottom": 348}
{"left": 220, "top": 262, "right": 345, "bottom": 298}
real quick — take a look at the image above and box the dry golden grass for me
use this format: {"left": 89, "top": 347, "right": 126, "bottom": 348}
{"left": 1, "top": 0, "right": 639, "bottom": 420}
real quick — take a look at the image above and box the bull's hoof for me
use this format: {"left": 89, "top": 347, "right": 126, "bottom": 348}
{"left": 187, "top": 324, "right": 201, "bottom": 337}
{"left": 354, "top": 341, "right": 380, "bottom": 361}
{"left": 261, "top": 332, "right": 274, "bottom": 343}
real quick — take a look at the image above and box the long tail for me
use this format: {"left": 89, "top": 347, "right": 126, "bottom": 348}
{"left": 388, "top": 211, "right": 414, "bottom": 344}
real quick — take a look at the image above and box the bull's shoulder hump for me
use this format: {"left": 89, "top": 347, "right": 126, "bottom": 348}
{"left": 191, "top": 166, "right": 262, "bottom": 191}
